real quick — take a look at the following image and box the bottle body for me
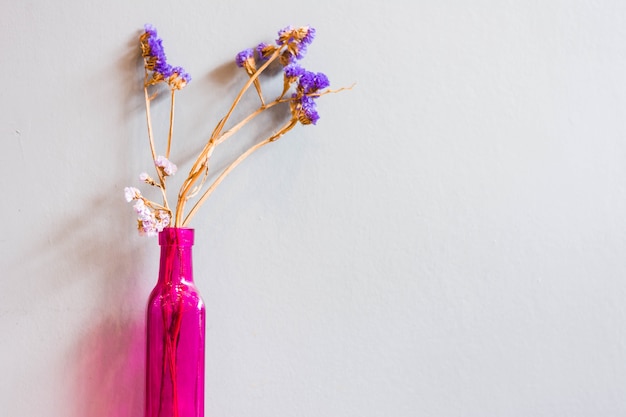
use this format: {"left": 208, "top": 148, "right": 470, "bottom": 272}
{"left": 146, "top": 228, "right": 205, "bottom": 417}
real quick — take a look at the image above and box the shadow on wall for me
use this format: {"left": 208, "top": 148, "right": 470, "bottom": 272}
{"left": 55, "top": 191, "right": 150, "bottom": 417}
{"left": 7, "top": 187, "right": 150, "bottom": 416}
{"left": 0, "top": 32, "right": 160, "bottom": 417}
{"left": 72, "top": 303, "right": 146, "bottom": 417}
{"left": 68, "top": 33, "right": 152, "bottom": 417}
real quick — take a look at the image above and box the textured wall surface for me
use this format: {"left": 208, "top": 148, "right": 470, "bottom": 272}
{"left": 2, "top": 1, "right": 626, "bottom": 416}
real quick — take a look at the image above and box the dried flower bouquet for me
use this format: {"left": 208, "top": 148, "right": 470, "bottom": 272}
{"left": 125, "top": 25, "right": 347, "bottom": 235}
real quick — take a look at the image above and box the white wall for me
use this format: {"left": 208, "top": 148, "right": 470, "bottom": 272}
{"left": 2, "top": 1, "right": 626, "bottom": 416}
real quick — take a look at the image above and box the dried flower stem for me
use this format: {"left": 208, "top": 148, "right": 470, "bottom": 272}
{"left": 181, "top": 117, "right": 298, "bottom": 227}
{"left": 174, "top": 47, "right": 284, "bottom": 226}
{"left": 174, "top": 87, "right": 349, "bottom": 227}
{"left": 143, "top": 75, "right": 171, "bottom": 212}
{"left": 166, "top": 89, "right": 175, "bottom": 159}
{"left": 181, "top": 98, "right": 289, "bottom": 196}
{"left": 253, "top": 79, "right": 265, "bottom": 106}
{"left": 208, "top": 98, "right": 289, "bottom": 153}
{"left": 215, "top": 47, "right": 282, "bottom": 137}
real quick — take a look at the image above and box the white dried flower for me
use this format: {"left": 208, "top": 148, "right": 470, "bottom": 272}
{"left": 132, "top": 200, "right": 171, "bottom": 237}
{"left": 155, "top": 155, "right": 177, "bottom": 176}
{"left": 124, "top": 187, "right": 141, "bottom": 202}
{"left": 139, "top": 172, "right": 159, "bottom": 186}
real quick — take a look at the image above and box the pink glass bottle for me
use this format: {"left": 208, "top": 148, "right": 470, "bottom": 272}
{"left": 146, "top": 228, "right": 205, "bottom": 417}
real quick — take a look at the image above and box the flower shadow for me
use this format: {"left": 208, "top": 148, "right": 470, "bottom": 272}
{"left": 0, "top": 32, "right": 163, "bottom": 417}
{"left": 70, "top": 35, "right": 151, "bottom": 416}
{"left": 62, "top": 32, "right": 155, "bottom": 415}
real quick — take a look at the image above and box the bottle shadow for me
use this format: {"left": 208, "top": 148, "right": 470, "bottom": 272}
{"left": 40, "top": 191, "right": 153, "bottom": 417}
{"left": 71, "top": 306, "right": 146, "bottom": 417}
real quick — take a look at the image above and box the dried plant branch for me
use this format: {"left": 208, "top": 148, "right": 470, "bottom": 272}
{"left": 143, "top": 76, "right": 171, "bottom": 212}
{"left": 182, "top": 117, "right": 298, "bottom": 227}
{"left": 126, "top": 25, "right": 348, "bottom": 236}
{"left": 174, "top": 48, "right": 284, "bottom": 225}
{"left": 166, "top": 89, "right": 175, "bottom": 159}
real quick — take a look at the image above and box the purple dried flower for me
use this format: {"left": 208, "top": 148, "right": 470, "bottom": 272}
{"left": 289, "top": 66, "right": 330, "bottom": 125}
{"left": 284, "top": 64, "right": 305, "bottom": 79}
{"left": 276, "top": 26, "right": 294, "bottom": 46}
{"left": 301, "top": 27, "right": 315, "bottom": 46}
{"left": 235, "top": 48, "right": 254, "bottom": 68}
{"left": 155, "top": 62, "right": 174, "bottom": 78}
{"left": 295, "top": 45, "right": 308, "bottom": 60}
{"left": 276, "top": 25, "right": 316, "bottom": 63}
{"left": 168, "top": 66, "right": 191, "bottom": 89}
{"left": 256, "top": 42, "right": 270, "bottom": 61}
{"left": 306, "top": 109, "right": 320, "bottom": 125}
{"left": 298, "top": 71, "right": 316, "bottom": 93}
{"left": 298, "top": 70, "right": 330, "bottom": 93}
{"left": 144, "top": 24, "right": 157, "bottom": 37}
{"left": 140, "top": 24, "right": 190, "bottom": 87}
{"left": 141, "top": 26, "right": 170, "bottom": 75}
{"left": 313, "top": 72, "right": 329, "bottom": 90}
{"left": 297, "top": 95, "right": 320, "bottom": 125}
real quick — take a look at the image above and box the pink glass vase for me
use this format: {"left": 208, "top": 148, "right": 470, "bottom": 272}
{"left": 146, "top": 228, "right": 205, "bottom": 417}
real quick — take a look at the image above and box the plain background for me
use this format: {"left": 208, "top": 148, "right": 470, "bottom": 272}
{"left": 2, "top": 1, "right": 626, "bottom": 416}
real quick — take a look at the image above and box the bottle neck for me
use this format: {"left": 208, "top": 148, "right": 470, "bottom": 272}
{"left": 158, "top": 228, "right": 194, "bottom": 285}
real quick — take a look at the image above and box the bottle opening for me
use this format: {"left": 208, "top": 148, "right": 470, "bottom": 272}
{"left": 158, "top": 227, "right": 194, "bottom": 246}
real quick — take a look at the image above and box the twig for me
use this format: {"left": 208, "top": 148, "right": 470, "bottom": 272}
{"left": 181, "top": 118, "right": 297, "bottom": 227}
